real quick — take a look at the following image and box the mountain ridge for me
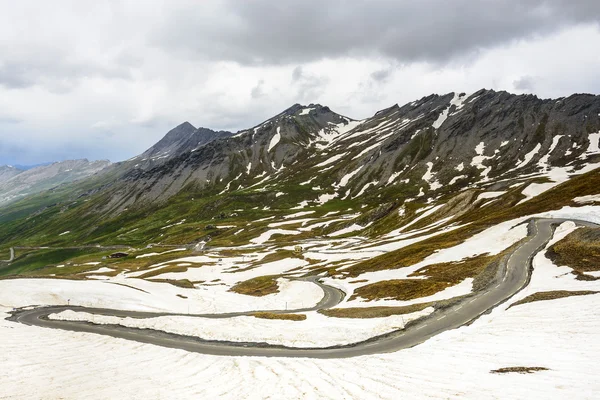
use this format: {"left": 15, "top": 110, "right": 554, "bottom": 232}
{"left": 0, "top": 88, "right": 598, "bottom": 252}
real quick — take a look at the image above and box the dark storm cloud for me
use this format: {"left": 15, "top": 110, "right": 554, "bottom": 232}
{"left": 154, "top": 0, "right": 600, "bottom": 65}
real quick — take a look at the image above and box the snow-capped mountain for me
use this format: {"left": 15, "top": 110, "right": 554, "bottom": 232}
{"left": 79, "top": 89, "right": 599, "bottom": 214}
{"left": 0, "top": 89, "right": 599, "bottom": 243}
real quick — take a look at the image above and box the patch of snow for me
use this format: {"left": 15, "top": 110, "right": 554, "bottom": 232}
{"left": 337, "top": 165, "right": 364, "bottom": 187}
{"left": 82, "top": 267, "right": 114, "bottom": 274}
{"left": 136, "top": 248, "right": 187, "bottom": 259}
{"left": 534, "top": 205, "right": 600, "bottom": 224}
{"left": 250, "top": 229, "right": 301, "bottom": 244}
{"left": 299, "top": 176, "right": 316, "bottom": 185}
{"left": 352, "top": 142, "right": 380, "bottom": 160}
{"left": 573, "top": 194, "right": 600, "bottom": 204}
{"left": 449, "top": 175, "right": 467, "bottom": 185}
{"left": 471, "top": 142, "right": 493, "bottom": 179}
{"left": 284, "top": 211, "right": 315, "bottom": 219}
{"left": 353, "top": 181, "right": 378, "bottom": 198}
{"left": 538, "top": 135, "right": 563, "bottom": 170}
{"left": 317, "top": 193, "right": 337, "bottom": 204}
{"left": 329, "top": 223, "right": 371, "bottom": 237}
{"left": 514, "top": 143, "right": 542, "bottom": 169}
{"left": 477, "top": 191, "right": 505, "bottom": 202}
{"left": 268, "top": 128, "right": 281, "bottom": 152}
{"left": 517, "top": 182, "right": 558, "bottom": 205}
{"left": 299, "top": 107, "right": 314, "bottom": 116}
{"left": 49, "top": 307, "right": 431, "bottom": 349}
{"left": 315, "top": 152, "right": 346, "bottom": 168}
{"left": 291, "top": 201, "right": 310, "bottom": 210}
{"left": 268, "top": 218, "right": 315, "bottom": 228}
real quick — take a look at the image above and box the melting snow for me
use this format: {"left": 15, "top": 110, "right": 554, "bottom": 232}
{"left": 580, "top": 132, "right": 600, "bottom": 158}
{"left": 299, "top": 107, "right": 315, "bottom": 116}
{"left": 471, "top": 142, "right": 493, "bottom": 179}
{"left": 432, "top": 92, "right": 466, "bottom": 129}
{"left": 315, "top": 153, "right": 346, "bottom": 168}
{"left": 250, "top": 229, "right": 301, "bottom": 244}
{"left": 268, "top": 128, "right": 281, "bottom": 152}
{"left": 337, "top": 165, "right": 364, "bottom": 187}
{"left": 317, "top": 193, "right": 337, "bottom": 204}
{"left": 538, "top": 135, "right": 563, "bottom": 170}
{"left": 354, "top": 181, "right": 378, "bottom": 198}
{"left": 329, "top": 223, "right": 371, "bottom": 237}
{"left": 573, "top": 194, "right": 600, "bottom": 204}
{"left": 449, "top": 175, "right": 467, "bottom": 185}
{"left": 514, "top": 143, "right": 542, "bottom": 169}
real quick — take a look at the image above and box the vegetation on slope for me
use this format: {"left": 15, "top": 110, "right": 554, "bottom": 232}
{"left": 251, "top": 312, "right": 306, "bottom": 321}
{"left": 509, "top": 290, "right": 599, "bottom": 308}
{"left": 546, "top": 227, "right": 600, "bottom": 280}
{"left": 230, "top": 275, "right": 280, "bottom": 296}
{"left": 318, "top": 303, "right": 433, "bottom": 318}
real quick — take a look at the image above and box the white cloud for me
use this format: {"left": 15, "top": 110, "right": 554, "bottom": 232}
{"left": 0, "top": 2, "right": 598, "bottom": 165}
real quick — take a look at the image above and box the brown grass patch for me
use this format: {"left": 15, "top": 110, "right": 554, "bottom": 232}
{"left": 344, "top": 227, "right": 474, "bottom": 277}
{"left": 345, "top": 168, "right": 600, "bottom": 279}
{"left": 230, "top": 275, "right": 279, "bottom": 296}
{"left": 147, "top": 278, "right": 196, "bottom": 289}
{"left": 350, "top": 279, "right": 450, "bottom": 302}
{"left": 491, "top": 366, "right": 549, "bottom": 374}
{"left": 251, "top": 312, "right": 306, "bottom": 321}
{"left": 547, "top": 227, "right": 600, "bottom": 280}
{"left": 409, "top": 254, "right": 496, "bottom": 284}
{"left": 509, "top": 290, "right": 599, "bottom": 308}
{"left": 350, "top": 253, "right": 501, "bottom": 302}
{"left": 318, "top": 302, "right": 433, "bottom": 318}
{"left": 137, "top": 265, "right": 189, "bottom": 279}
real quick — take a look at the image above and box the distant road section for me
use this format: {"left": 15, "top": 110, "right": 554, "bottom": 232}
{"left": 1, "top": 247, "right": 14, "bottom": 262}
{"left": 8, "top": 218, "right": 597, "bottom": 358}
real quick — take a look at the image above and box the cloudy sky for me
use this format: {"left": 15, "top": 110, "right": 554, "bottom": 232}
{"left": 1, "top": 0, "right": 599, "bottom": 165}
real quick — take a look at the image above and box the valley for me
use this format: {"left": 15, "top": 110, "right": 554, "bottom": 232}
{"left": 1, "top": 90, "right": 600, "bottom": 399}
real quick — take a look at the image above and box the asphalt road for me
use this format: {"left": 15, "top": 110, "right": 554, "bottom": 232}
{"left": 8, "top": 218, "right": 596, "bottom": 358}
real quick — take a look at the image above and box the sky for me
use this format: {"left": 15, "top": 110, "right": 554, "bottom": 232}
{"left": 1, "top": 0, "right": 599, "bottom": 165}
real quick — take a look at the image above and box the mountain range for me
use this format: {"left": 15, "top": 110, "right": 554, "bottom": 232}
{"left": 0, "top": 88, "right": 599, "bottom": 255}
{"left": 0, "top": 159, "right": 111, "bottom": 206}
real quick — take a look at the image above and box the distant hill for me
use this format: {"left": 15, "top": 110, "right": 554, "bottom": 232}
{"left": 0, "top": 159, "right": 111, "bottom": 205}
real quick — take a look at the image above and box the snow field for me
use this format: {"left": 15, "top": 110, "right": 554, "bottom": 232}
{"left": 1, "top": 212, "right": 600, "bottom": 398}
{"left": 0, "top": 276, "right": 323, "bottom": 315}
{"left": 49, "top": 307, "right": 433, "bottom": 348}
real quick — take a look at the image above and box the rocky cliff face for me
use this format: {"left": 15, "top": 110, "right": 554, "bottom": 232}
{"left": 89, "top": 89, "right": 599, "bottom": 215}
{"left": 1, "top": 89, "right": 599, "bottom": 248}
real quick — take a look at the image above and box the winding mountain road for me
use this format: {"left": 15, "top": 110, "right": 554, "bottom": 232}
{"left": 8, "top": 218, "right": 596, "bottom": 358}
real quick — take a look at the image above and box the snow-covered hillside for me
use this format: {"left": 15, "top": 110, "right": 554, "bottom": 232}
{"left": 1, "top": 220, "right": 600, "bottom": 399}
